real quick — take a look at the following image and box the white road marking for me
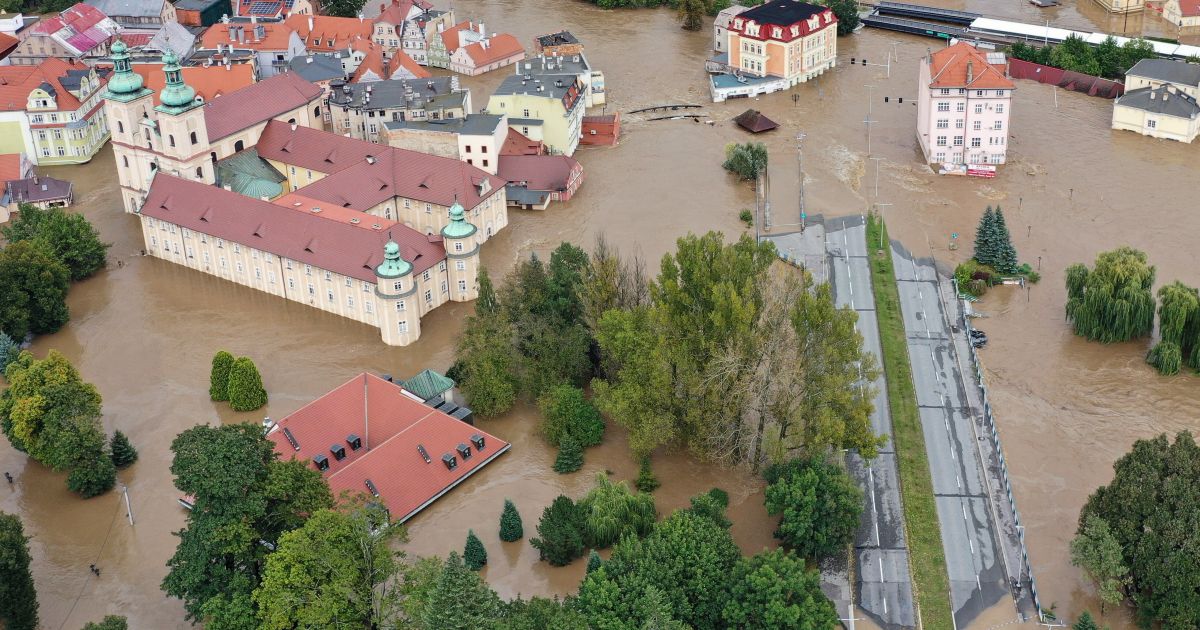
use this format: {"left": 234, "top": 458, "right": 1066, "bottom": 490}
{"left": 869, "top": 466, "right": 881, "bottom": 545}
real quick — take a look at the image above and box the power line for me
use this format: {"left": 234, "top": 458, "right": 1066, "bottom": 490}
{"left": 57, "top": 488, "right": 126, "bottom": 630}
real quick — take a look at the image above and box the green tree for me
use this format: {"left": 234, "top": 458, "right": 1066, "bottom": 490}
{"left": 688, "top": 488, "right": 732, "bottom": 529}
{"left": 579, "top": 473, "right": 657, "bottom": 548}
{"left": 1078, "top": 431, "right": 1200, "bottom": 628}
{"left": 989, "top": 207, "right": 1018, "bottom": 273}
{"left": 1094, "top": 36, "right": 1123, "bottom": 79}
{"left": 1147, "top": 281, "right": 1200, "bottom": 375}
{"left": 1119, "top": 39, "right": 1157, "bottom": 75}
{"left": 80, "top": 616, "right": 128, "bottom": 630}
{"left": 163, "top": 423, "right": 333, "bottom": 624}
{"left": 973, "top": 206, "right": 998, "bottom": 268}
{"left": 500, "top": 596, "right": 589, "bottom": 630}
{"left": 0, "top": 331, "right": 18, "bottom": 373}
{"left": 464, "top": 529, "right": 488, "bottom": 570}
{"left": 321, "top": 0, "right": 366, "bottom": 17}
{"left": 477, "top": 267, "right": 499, "bottom": 316}
{"left": 1070, "top": 514, "right": 1128, "bottom": 614}
{"left": 530, "top": 495, "right": 585, "bottom": 566}
{"left": 539, "top": 384, "right": 605, "bottom": 447}
{"left": 226, "top": 357, "right": 267, "bottom": 411}
{"left": 635, "top": 456, "right": 660, "bottom": 492}
{"left": 722, "top": 143, "right": 768, "bottom": 181}
{"left": 109, "top": 429, "right": 138, "bottom": 468}
{"left": 2, "top": 204, "right": 109, "bottom": 280}
{"left": 554, "top": 434, "right": 584, "bottom": 474}
{"left": 420, "top": 552, "right": 503, "bottom": 630}
{"left": 457, "top": 306, "right": 518, "bottom": 417}
{"left": 209, "top": 350, "right": 235, "bottom": 402}
{"left": 66, "top": 449, "right": 117, "bottom": 498}
{"left": 576, "top": 510, "right": 741, "bottom": 629}
{"left": 721, "top": 549, "right": 838, "bottom": 629}
{"left": 586, "top": 549, "right": 603, "bottom": 574}
{"left": 822, "top": 0, "right": 860, "bottom": 35}
{"left": 592, "top": 307, "right": 676, "bottom": 458}
{"left": 1051, "top": 35, "right": 1101, "bottom": 75}
{"left": 0, "top": 239, "right": 71, "bottom": 340}
{"left": 637, "top": 586, "right": 689, "bottom": 630}
{"left": 764, "top": 458, "right": 863, "bottom": 558}
{"left": 0, "top": 512, "right": 38, "bottom": 630}
{"left": 1065, "top": 247, "right": 1156, "bottom": 343}
{"left": 499, "top": 499, "right": 524, "bottom": 542}
{"left": 678, "top": 0, "right": 705, "bottom": 30}
{"left": 1073, "top": 611, "right": 1100, "bottom": 630}
{"left": 254, "top": 505, "right": 404, "bottom": 629}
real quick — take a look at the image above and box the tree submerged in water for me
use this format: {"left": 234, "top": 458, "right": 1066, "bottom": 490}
{"left": 722, "top": 142, "right": 768, "bottom": 181}
{"left": 1065, "top": 247, "right": 1155, "bottom": 344}
{"left": 1146, "top": 281, "right": 1200, "bottom": 375}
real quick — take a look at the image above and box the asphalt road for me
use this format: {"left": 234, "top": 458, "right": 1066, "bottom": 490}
{"left": 890, "top": 244, "right": 1009, "bottom": 629}
{"left": 825, "top": 217, "right": 916, "bottom": 630}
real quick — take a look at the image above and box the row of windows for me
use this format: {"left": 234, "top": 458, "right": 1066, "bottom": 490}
{"left": 936, "top": 119, "right": 1003, "bottom": 131}
{"left": 934, "top": 135, "right": 1007, "bottom": 148}
{"left": 936, "top": 101, "right": 1006, "bottom": 115}
{"left": 939, "top": 88, "right": 1007, "bottom": 97}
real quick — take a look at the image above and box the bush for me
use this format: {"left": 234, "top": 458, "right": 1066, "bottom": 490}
{"left": 208, "top": 351, "right": 234, "bottom": 402}
{"left": 578, "top": 473, "right": 656, "bottom": 548}
{"left": 464, "top": 529, "right": 487, "bottom": 570}
{"left": 954, "top": 259, "right": 999, "bottom": 297}
{"left": 763, "top": 458, "right": 863, "bottom": 558}
{"left": 109, "top": 430, "right": 138, "bottom": 468}
{"left": 539, "top": 384, "right": 604, "bottom": 448}
{"left": 738, "top": 209, "right": 753, "bottom": 227}
{"left": 226, "top": 357, "right": 267, "bottom": 412}
{"left": 499, "top": 499, "right": 524, "bottom": 542}
{"left": 530, "top": 495, "right": 585, "bottom": 566}
{"left": 553, "top": 435, "right": 584, "bottom": 474}
{"left": 635, "top": 457, "right": 660, "bottom": 493}
{"left": 722, "top": 142, "right": 768, "bottom": 181}
{"left": 81, "top": 615, "right": 128, "bottom": 630}
{"left": 689, "top": 490, "right": 732, "bottom": 529}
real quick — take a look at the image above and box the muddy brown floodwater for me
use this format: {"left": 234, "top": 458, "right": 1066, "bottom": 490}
{"left": 3, "top": 1, "right": 1199, "bottom": 628}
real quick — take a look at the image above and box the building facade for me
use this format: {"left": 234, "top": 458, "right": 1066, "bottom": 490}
{"left": 725, "top": 1, "right": 836, "bottom": 85}
{"left": 449, "top": 33, "right": 524, "bottom": 76}
{"left": 1123, "top": 58, "right": 1200, "bottom": 99}
{"left": 534, "top": 30, "right": 583, "bottom": 57}
{"left": 487, "top": 73, "right": 584, "bottom": 156}
{"left": 1093, "top": 0, "right": 1145, "bottom": 14}
{"left": 327, "top": 76, "right": 469, "bottom": 143}
{"left": 713, "top": 5, "right": 749, "bottom": 53}
{"left": 382, "top": 113, "right": 506, "bottom": 174}
{"left": 1164, "top": 0, "right": 1200, "bottom": 28}
{"left": 1112, "top": 85, "right": 1200, "bottom": 142}
{"left": 916, "top": 42, "right": 1015, "bottom": 166}
{"left": 0, "top": 58, "right": 110, "bottom": 165}
{"left": 84, "top": 0, "right": 175, "bottom": 31}
{"left": 8, "top": 3, "right": 120, "bottom": 66}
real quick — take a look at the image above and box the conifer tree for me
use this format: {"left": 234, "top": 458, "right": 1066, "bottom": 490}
{"left": 208, "top": 351, "right": 234, "bottom": 402}
{"left": 109, "top": 430, "right": 138, "bottom": 468}
{"left": 973, "top": 206, "right": 997, "bottom": 267}
{"left": 420, "top": 552, "right": 501, "bottom": 629}
{"left": 463, "top": 529, "right": 487, "bottom": 570}
{"left": 226, "top": 357, "right": 268, "bottom": 412}
{"left": 1073, "top": 611, "right": 1099, "bottom": 630}
{"left": 586, "top": 549, "right": 603, "bottom": 574}
{"left": 499, "top": 499, "right": 524, "bottom": 542}
{"left": 0, "top": 512, "right": 38, "bottom": 630}
{"left": 991, "top": 206, "right": 1019, "bottom": 273}
{"left": 0, "top": 331, "right": 17, "bottom": 374}
{"left": 553, "top": 435, "right": 583, "bottom": 474}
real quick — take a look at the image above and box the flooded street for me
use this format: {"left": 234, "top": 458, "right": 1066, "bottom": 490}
{"left": 3, "top": 1, "right": 1199, "bottom": 627}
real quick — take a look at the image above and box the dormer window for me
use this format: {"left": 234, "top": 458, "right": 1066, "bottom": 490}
{"left": 733, "top": 18, "right": 742, "bottom": 28}
{"left": 772, "top": 26, "right": 782, "bottom": 38}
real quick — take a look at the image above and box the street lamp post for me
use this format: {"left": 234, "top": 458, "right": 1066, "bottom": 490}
{"left": 873, "top": 202, "right": 894, "bottom": 249}
{"left": 797, "top": 132, "right": 807, "bottom": 232}
{"left": 871, "top": 156, "right": 884, "bottom": 198}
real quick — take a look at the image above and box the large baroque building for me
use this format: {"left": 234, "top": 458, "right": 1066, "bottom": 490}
{"left": 709, "top": 0, "right": 837, "bottom": 102}
{"left": 916, "top": 42, "right": 1015, "bottom": 167}
{"left": 103, "top": 40, "right": 508, "bottom": 345}
{"left": 0, "top": 58, "right": 110, "bottom": 164}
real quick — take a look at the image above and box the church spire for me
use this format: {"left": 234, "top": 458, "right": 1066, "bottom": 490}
{"left": 156, "top": 49, "right": 200, "bottom": 115}
{"left": 103, "top": 40, "right": 150, "bottom": 102}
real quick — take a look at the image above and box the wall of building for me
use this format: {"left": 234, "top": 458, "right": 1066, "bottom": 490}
{"left": 1126, "top": 74, "right": 1200, "bottom": 99}
{"left": 458, "top": 126, "right": 503, "bottom": 175}
{"left": 382, "top": 127, "right": 460, "bottom": 158}
{"left": 329, "top": 100, "right": 468, "bottom": 143}
{"left": 1112, "top": 103, "right": 1199, "bottom": 142}
{"left": 0, "top": 117, "right": 36, "bottom": 158}
{"left": 917, "top": 72, "right": 1013, "bottom": 164}
{"left": 487, "top": 93, "right": 580, "bottom": 156}
{"left": 1093, "top": 0, "right": 1145, "bottom": 14}
{"left": 366, "top": 185, "right": 507, "bottom": 239}
{"left": 1164, "top": 1, "right": 1200, "bottom": 27}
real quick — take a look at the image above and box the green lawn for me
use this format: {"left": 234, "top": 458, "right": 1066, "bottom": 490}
{"left": 865, "top": 215, "right": 954, "bottom": 630}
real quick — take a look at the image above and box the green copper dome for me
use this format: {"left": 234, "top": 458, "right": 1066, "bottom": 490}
{"left": 156, "top": 49, "right": 198, "bottom": 112}
{"left": 441, "top": 201, "right": 477, "bottom": 240}
{"left": 105, "top": 39, "right": 147, "bottom": 98}
{"left": 375, "top": 241, "right": 413, "bottom": 278}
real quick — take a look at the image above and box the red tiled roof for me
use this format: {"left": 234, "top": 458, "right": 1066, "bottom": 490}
{"left": 928, "top": 42, "right": 1014, "bottom": 90}
{"left": 0, "top": 154, "right": 25, "bottom": 182}
{"left": 266, "top": 373, "right": 510, "bottom": 523}
{"left": 461, "top": 33, "right": 524, "bottom": 66}
{"left": 199, "top": 21, "right": 296, "bottom": 51}
{"left": 387, "top": 49, "right": 430, "bottom": 79}
{"left": 257, "top": 119, "right": 381, "bottom": 173}
{"left": 130, "top": 63, "right": 256, "bottom": 105}
{"left": 439, "top": 21, "right": 476, "bottom": 53}
{"left": 285, "top": 14, "right": 372, "bottom": 52}
{"left": 0, "top": 33, "right": 17, "bottom": 61}
{"left": 32, "top": 3, "right": 108, "bottom": 35}
{"left": 350, "top": 43, "right": 430, "bottom": 82}
{"left": 498, "top": 154, "right": 579, "bottom": 192}
{"left": 141, "top": 174, "right": 446, "bottom": 280}
{"left": 374, "top": 0, "right": 431, "bottom": 26}
{"left": 202, "top": 71, "right": 323, "bottom": 140}
{"left": 118, "top": 32, "right": 154, "bottom": 47}
{"left": 500, "top": 127, "right": 545, "bottom": 156}
{"left": 1181, "top": 0, "right": 1200, "bottom": 16}
{"left": 0, "top": 58, "right": 100, "bottom": 112}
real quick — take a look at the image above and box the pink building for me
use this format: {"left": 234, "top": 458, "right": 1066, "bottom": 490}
{"left": 916, "top": 42, "right": 1015, "bottom": 167}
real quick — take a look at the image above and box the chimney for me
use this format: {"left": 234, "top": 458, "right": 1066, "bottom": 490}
{"left": 308, "top": 15, "right": 313, "bottom": 32}
{"left": 251, "top": 15, "right": 257, "bottom": 24}
{"left": 478, "top": 21, "right": 485, "bottom": 35}
{"left": 290, "top": 121, "right": 297, "bottom": 130}
{"left": 967, "top": 59, "right": 974, "bottom": 83}
{"left": 379, "top": 2, "right": 385, "bottom": 12}
{"left": 1150, "top": 90, "right": 1157, "bottom": 100}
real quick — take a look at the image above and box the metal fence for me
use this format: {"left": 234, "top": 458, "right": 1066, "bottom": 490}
{"left": 953, "top": 280, "right": 1048, "bottom": 624}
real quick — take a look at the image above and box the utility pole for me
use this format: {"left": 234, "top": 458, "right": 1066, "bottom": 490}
{"left": 871, "top": 156, "right": 884, "bottom": 198}
{"left": 864, "top": 85, "right": 877, "bottom": 156}
{"left": 873, "top": 202, "right": 894, "bottom": 249}
{"left": 797, "top": 132, "right": 807, "bottom": 232}
{"left": 122, "top": 484, "right": 134, "bottom": 526}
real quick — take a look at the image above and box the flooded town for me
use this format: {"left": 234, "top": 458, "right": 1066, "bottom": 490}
{"left": 1, "top": 0, "right": 1199, "bottom": 628}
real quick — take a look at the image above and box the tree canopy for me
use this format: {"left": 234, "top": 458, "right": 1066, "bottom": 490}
{"left": 1065, "top": 247, "right": 1156, "bottom": 343}
{"left": 500, "top": 499, "right": 524, "bottom": 542}
{"left": 2, "top": 204, "right": 109, "bottom": 281}
{"left": 539, "top": 384, "right": 605, "bottom": 448}
{"left": 764, "top": 458, "right": 863, "bottom": 558}
{"left": 226, "top": 357, "right": 267, "bottom": 412}
{"left": 1146, "top": 281, "right": 1200, "bottom": 375}
{"left": 1077, "top": 431, "right": 1200, "bottom": 627}
{"left": 722, "top": 143, "right": 769, "bottom": 181}
{"left": 321, "top": 0, "right": 366, "bottom": 17}
{"left": 209, "top": 351, "right": 235, "bottom": 402}
{"left": 973, "top": 206, "right": 1018, "bottom": 274}
{"left": 0, "top": 511, "right": 38, "bottom": 630}
{"left": 1070, "top": 513, "right": 1129, "bottom": 614}
{"left": 80, "top": 616, "right": 128, "bottom": 630}
{"left": 721, "top": 548, "right": 839, "bottom": 629}
{"left": 531, "top": 495, "right": 586, "bottom": 566}
{"left": 821, "top": 0, "right": 860, "bottom": 35}
{"left": 1010, "top": 36, "right": 1155, "bottom": 79}
{"left": 419, "top": 552, "right": 503, "bottom": 630}
{"left": 0, "top": 239, "right": 71, "bottom": 340}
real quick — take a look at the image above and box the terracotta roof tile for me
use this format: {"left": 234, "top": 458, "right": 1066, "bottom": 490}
{"left": 267, "top": 373, "right": 510, "bottom": 523}
{"left": 257, "top": 118, "right": 386, "bottom": 173}
{"left": 199, "top": 21, "right": 296, "bottom": 51}
{"left": 498, "top": 155, "right": 579, "bottom": 192}
{"left": 461, "top": 33, "right": 524, "bottom": 66}
{"left": 284, "top": 14, "right": 372, "bottom": 52}
{"left": 0, "top": 33, "right": 17, "bottom": 60}
{"left": 439, "top": 21, "right": 476, "bottom": 52}
{"left": 500, "top": 127, "right": 545, "bottom": 156}
{"left": 375, "top": 0, "right": 431, "bottom": 26}
{"left": 0, "top": 58, "right": 99, "bottom": 112}
{"left": 132, "top": 63, "right": 256, "bottom": 105}
{"left": 1181, "top": 0, "right": 1200, "bottom": 16}
{"left": 349, "top": 44, "right": 429, "bottom": 82}
{"left": 0, "top": 154, "right": 27, "bottom": 182}
{"left": 202, "top": 71, "right": 323, "bottom": 140}
{"left": 928, "top": 42, "right": 1014, "bottom": 90}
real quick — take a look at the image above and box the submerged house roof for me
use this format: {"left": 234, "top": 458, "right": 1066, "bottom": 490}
{"left": 398, "top": 369, "right": 455, "bottom": 401}
{"left": 734, "top": 109, "right": 778, "bottom": 133}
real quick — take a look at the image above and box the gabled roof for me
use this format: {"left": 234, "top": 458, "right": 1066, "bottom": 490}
{"left": 199, "top": 21, "right": 296, "bottom": 51}
{"left": 497, "top": 154, "right": 579, "bottom": 192}
{"left": 398, "top": 369, "right": 454, "bottom": 401}
{"left": 0, "top": 33, "right": 17, "bottom": 62}
{"left": 287, "top": 53, "right": 346, "bottom": 83}
{"left": 928, "top": 42, "right": 1014, "bottom": 90}
{"left": 374, "top": 0, "right": 432, "bottom": 26}
{"left": 0, "top": 58, "right": 100, "bottom": 112}
{"left": 149, "top": 21, "right": 197, "bottom": 59}
{"left": 500, "top": 127, "right": 544, "bottom": 156}
{"left": 6, "top": 175, "right": 73, "bottom": 203}
{"left": 459, "top": 33, "right": 524, "bottom": 67}
{"left": 257, "top": 119, "right": 383, "bottom": 174}
{"left": 30, "top": 3, "right": 119, "bottom": 57}
{"left": 1117, "top": 85, "right": 1200, "bottom": 118}
{"left": 131, "top": 63, "right": 256, "bottom": 105}
{"left": 266, "top": 373, "right": 510, "bottom": 523}
{"left": 202, "top": 71, "right": 323, "bottom": 140}
{"left": 284, "top": 14, "right": 372, "bottom": 52}
{"left": 439, "top": 21, "right": 481, "bottom": 53}
{"left": 349, "top": 43, "right": 430, "bottom": 82}
{"left": 84, "top": 0, "right": 165, "bottom": 19}
{"left": 1126, "top": 58, "right": 1200, "bottom": 88}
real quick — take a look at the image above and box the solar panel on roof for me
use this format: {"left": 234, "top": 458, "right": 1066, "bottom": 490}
{"left": 249, "top": 1, "right": 278, "bottom": 14}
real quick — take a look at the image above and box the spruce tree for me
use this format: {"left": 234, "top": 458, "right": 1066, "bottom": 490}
{"left": 992, "top": 206, "right": 1019, "bottom": 274}
{"left": 973, "top": 206, "right": 997, "bottom": 267}
{"left": 109, "top": 430, "right": 138, "bottom": 468}
{"left": 499, "top": 499, "right": 524, "bottom": 542}
{"left": 208, "top": 351, "right": 234, "bottom": 401}
{"left": 553, "top": 435, "right": 583, "bottom": 474}
{"left": 635, "top": 457, "right": 660, "bottom": 493}
{"left": 464, "top": 529, "right": 487, "bottom": 570}
{"left": 226, "top": 357, "right": 268, "bottom": 412}
{"left": 1073, "top": 611, "right": 1099, "bottom": 630}
{"left": 0, "top": 331, "right": 17, "bottom": 374}
{"left": 586, "top": 549, "right": 603, "bottom": 574}
{"left": 0, "top": 512, "right": 38, "bottom": 630}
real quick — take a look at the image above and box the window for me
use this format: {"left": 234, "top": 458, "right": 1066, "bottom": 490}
{"left": 255, "top": 267, "right": 263, "bottom": 279}
{"left": 455, "top": 260, "right": 466, "bottom": 271}
{"left": 396, "top": 300, "right": 406, "bottom": 311}
{"left": 233, "top": 244, "right": 240, "bottom": 254}
{"left": 936, "top": 135, "right": 947, "bottom": 146}
{"left": 953, "top": 136, "right": 963, "bottom": 146}
{"left": 268, "top": 271, "right": 276, "bottom": 284}
{"left": 424, "top": 289, "right": 432, "bottom": 303}
{"left": 236, "top": 261, "right": 244, "bottom": 273}
{"left": 440, "top": 280, "right": 447, "bottom": 293}
{"left": 993, "top": 120, "right": 1002, "bottom": 131}
{"left": 956, "top": 103, "right": 965, "bottom": 112}
{"left": 482, "top": 159, "right": 488, "bottom": 168}
{"left": 425, "top": 203, "right": 431, "bottom": 214}
{"left": 305, "top": 264, "right": 312, "bottom": 276}
{"left": 1147, "top": 119, "right": 1157, "bottom": 129}
{"left": 976, "top": 90, "right": 984, "bottom": 97}
{"left": 481, "top": 146, "right": 487, "bottom": 154}
{"left": 465, "top": 145, "right": 471, "bottom": 153}
{"left": 936, "top": 119, "right": 948, "bottom": 129}
{"left": 970, "top": 137, "right": 981, "bottom": 147}
{"left": 940, "top": 88, "right": 950, "bottom": 95}
{"left": 974, "top": 104, "right": 983, "bottom": 114}
{"left": 438, "top": 261, "right": 446, "bottom": 272}
{"left": 362, "top": 281, "right": 370, "bottom": 292}
{"left": 347, "top": 296, "right": 355, "bottom": 308}
{"left": 286, "top": 260, "right": 293, "bottom": 270}
{"left": 458, "top": 279, "right": 467, "bottom": 293}
{"left": 288, "top": 278, "right": 296, "bottom": 289}
{"left": 454, "top": 242, "right": 463, "bottom": 252}
{"left": 973, "top": 121, "right": 982, "bottom": 131}
{"left": 117, "top": 121, "right": 124, "bottom": 133}
{"left": 217, "top": 239, "right": 224, "bottom": 248}
{"left": 327, "top": 290, "right": 334, "bottom": 302}
{"left": 123, "top": 155, "right": 129, "bottom": 167}
{"left": 522, "top": 109, "right": 529, "bottom": 117}
{"left": 995, "top": 90, "right": 1005, "bottom": 97}
{"left": 308, "top": 283, "right": 315, "bottom": 295}
{"left": 393, "top": 281, "right": 403, "bottom": 291}
{"left": 936, "top": 102, "right": 950, "bottom": 112}
{"left": 935, "top": 152, "right": 946, "bottom": 162}
{"left": 324, "top": 271, "right": 332, "bottom": 281}
{"left": 169, "top": 134, "right": 175, "bottom": 147}
{"left": 190, "top": 131, "right": 198, "bottom": 144}
{"left": 995, "top": 104, "right": 1005, "bottom": 114}
{"left": 203, "top": 251, "right": 210, "bottom": 262}
{"left": 398, "top": 321, "right": 408, "bottom": 333}
{"left": 422, "top": 270, "right": 430, "bottom": 281}
{"left": 221, "top": 257, "right": 228, "bottom": 268}
{"left": 365, "top": 301, "right": 373, "bottom": 313}
{"left": 955, "top": 119, "right": 964, "bottom": 129}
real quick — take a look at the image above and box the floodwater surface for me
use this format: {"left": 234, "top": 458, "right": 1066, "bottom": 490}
{"left": 3, "top": 1, "right": 1198, "bottom": 628}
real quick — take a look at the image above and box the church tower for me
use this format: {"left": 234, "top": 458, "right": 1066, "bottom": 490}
{"left": 102, "top": 39, "right": 155, "bottom": 214}
{"left": 375, "top": 241, "right": 421, "bottom": 346}
{"left": 153, "top": 49, "right": 213, "bottom": 184}
{"left": 440, "top": 201, "right": 480, "bottom": 302}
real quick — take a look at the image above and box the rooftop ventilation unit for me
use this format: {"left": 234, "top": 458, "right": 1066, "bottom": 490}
{"left": 441, "top": 453, "right": 457, "bottom": 470}
{"left": 417, "top": 444, "right": 432, "bottom": 463}
{"left": 282, "top": 427, "right": 300, "bottom": 450}
{"left": 364, "top": 478, "right": 380, "bottom": 497}
{"left": 451, "top": 406, "right": 474, "bottom": 426}
{"left": 350, "top": 218, "right": 360, "bottom": 224}
{"left": 470, "top": 434, "right": 485, "bottom": 451}
{"left": 313, "top": 453, "right": 329, "bottom": 471}
{"left": 347, "top": 434, "right": 363, "bottom": 450}
{"left": 366, "top": 155, "right": 376, "bottom": 165}
{"left": 380, "top": 373, "right": 393, "bottom": 382}
{"left": 330, "top": 443, "right": 347, "bottom": 460}
{"left": 456, "top": 443, "right": 472, "bottom": 460}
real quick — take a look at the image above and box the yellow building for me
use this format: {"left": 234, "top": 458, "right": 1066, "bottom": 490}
{"left": 1093, "top": 0, "right": 1145, "bottom": 15}
{"left": 725, "top": 0, "right": 837, "bottom": 86}
{"left": 1112, "top": 84, "right": 1200, "bottom": 142}
{"left": 486, "top": 73, "right": 585, "bottom": 156}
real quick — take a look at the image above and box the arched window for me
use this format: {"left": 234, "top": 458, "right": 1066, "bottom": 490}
{"left": 288, "top": 117, "right": 296, "bottom": 124}
{"left": 150, "top": 162, "right": 158, "bottom": 172}
{"left": 190, "top": 131, "right": 198, "bottom": 144}
{"left": 210, "top": 152, "right": 217, "bottom": 165}
{"left": 117, "top": 120, "right": 124, "bottom": 133}
{"left": 195, "top": 167, "right": 203, "bottom": 178}
{"left": 313, "top": 106, "right": 320, "bottom": 117}
{"left": 234, "top": 140, "right": 244, "bottom": 152}
{"left": 169, "top": 134, "right": 175, "bottom": 147}
{"left": 122, "top": 155, "right": 129, "bottom": 167}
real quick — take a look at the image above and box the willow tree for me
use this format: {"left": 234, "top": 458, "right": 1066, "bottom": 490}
{"left": 1147, "top": 281, "right": 1200, "bottom": 375}
{"left": 1065, "top": 247, "right": 1155, "bottom": 343}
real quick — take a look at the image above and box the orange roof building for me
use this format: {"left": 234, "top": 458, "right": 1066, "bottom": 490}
{"left": 285, "top": 14, "right": 373, "bottom": 53}
{"left": 0, "top": 58, "right": 110, "bottom": 165}
{"left": 131, "top": 63, "right": 256, "bottom": 105}
{"left": 449, "top": 32, "right": 524, "bottom": 77}
{"left": 197, "top": 21, "right": 307, "bottom": 77}
{"left": 917, "top": 42, "right": 1015, "bottom": 168}
{"left": 350, "top": 43, "right": 430, "bottom": 82}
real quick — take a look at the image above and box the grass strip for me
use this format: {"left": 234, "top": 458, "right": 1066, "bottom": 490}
{"left": 865, "top": 215, "right": 954, "bottom": 630}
